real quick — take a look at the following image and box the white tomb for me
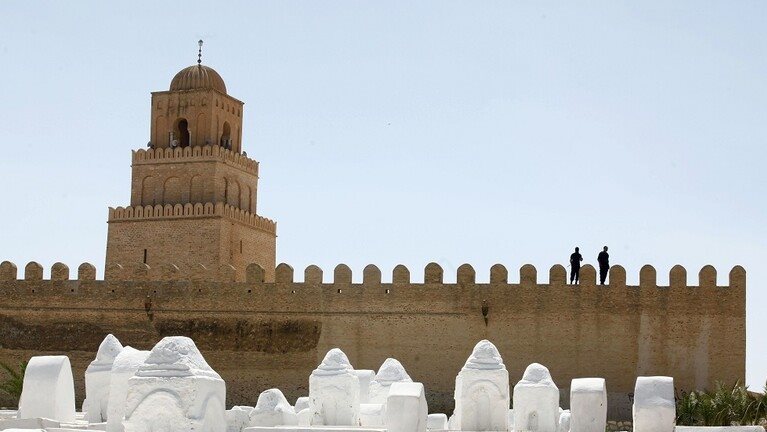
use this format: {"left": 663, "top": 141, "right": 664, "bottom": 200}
{"left": 633, "top": 376, "right": 675, "bottom": 432}
{"left": 309, "top": 348, "right": 360, "bottom": 426}
{"left": 557, "top": 409, "right": 571, "bottom": 432}
{"left": 294, "top": 396, "right": 312, "bottom": 426}
{"left": 513, "top": 363, "right": 559, "bottom": 432}
{"left": 106, "top": 346, "right": 150, "bottom": 432}
{"left": 427, "top": 413, "right": 448, "bottom": 431}
{"left": 249, "top": 388, "right": 297, "bottom": 427}
{"left": 0, "top": 417, "right": 60, "bottom": 430}
{"left": 122, "top": 336, "right": 226, "bottom": 432}
{"left": 355, "top": 369, "right": 376, "bottom": 404}
{"left": 452, "top": 340, "right": 509, "bottom": 432}
{"left": 296, "top": 408, "right": 313, "bottom": 427}
{"left": 385, "top": 382, "right": 428, "bottom": 432}
{"left": 359, "top": 403, "right": 386, "bottom": 427}
{"left": 1, "top": 428, "right": 46, "bottom": 432}
{"left": 369, "top": 358, "right": 413, "bottom": 404}
{"left": 294, "top": 397, "right": 310, "bottom": 413}
{"left": 675, "top": 427, "right": 766, "bottom": 432}
{"left": 83, "top": 334, "right": 124, "bottom": 423}
{"left": 17, "top": 355, "right": 76, "bottom": 423}
{"left": 226, "top": 406, "right": 253, "bottom": 432}
{"left": 570, "top": 378, "right": 606, "bottom": 432}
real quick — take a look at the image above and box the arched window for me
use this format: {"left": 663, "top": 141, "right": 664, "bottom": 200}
{"left": 163, "top": 177, "right": 181, "bottom": 204}
{"left": 220, "top": 122, "right": 231, "bottom": 149}
{"left": 173, "top": 118, "right": 190, "bottom": 148}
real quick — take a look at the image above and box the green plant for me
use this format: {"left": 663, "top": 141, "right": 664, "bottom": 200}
{"left": 0, "top": 360, "right": 27, "bottom": 402}
{"left": 676, "top": 381, "right": 767, "bottom": 426}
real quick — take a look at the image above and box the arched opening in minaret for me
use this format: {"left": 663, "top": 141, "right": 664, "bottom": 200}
{"left": 220, "top": 122, "right": 231, "bottom": 150}
{"left": 173, "top": 118, "right": 190, "bottom": 148}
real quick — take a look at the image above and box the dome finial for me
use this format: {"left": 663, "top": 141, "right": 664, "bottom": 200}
{"left": 197, "top": 39, "right": 203, "bottom": 65}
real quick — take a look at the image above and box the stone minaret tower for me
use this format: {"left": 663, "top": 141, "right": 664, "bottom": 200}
{"left": 105, "top": 44, "right": 276, "bottom": 281}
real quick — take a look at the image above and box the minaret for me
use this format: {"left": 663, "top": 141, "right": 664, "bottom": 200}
{"left": 105, "top": 42, "right": 277, "bottom": 281}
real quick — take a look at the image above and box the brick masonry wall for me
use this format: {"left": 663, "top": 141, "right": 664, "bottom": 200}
{"left": 105, "top": 214, "right": 276, "bottom": 282}
{"left": 0, "top": 262, "right": 746, "bottom": 420}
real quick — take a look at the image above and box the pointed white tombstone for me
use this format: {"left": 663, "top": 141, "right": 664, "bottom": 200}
{"left": 83, "top": 334, "right": 123, "bottom": 423}
{"left": 309, "top": 348, "right": 360, "bottom": 426}
{"left": 386, "top": 382, "right": 428, "bottom": 432}
{"left": 123, "top": 336, "right": 226, "bottom": 432}
{"left": 570, "top": 378, "right": 606, "bottom": 432}
{"left": 452, "top": 340, "right": 509, "bottom": 431}
{"left": 633, "top": 376, "right": 675, "bottom": 432}
{"left": 369, "top": 358, "right": 413, "bottom": 404}
{"left": 17, "top": 355, "right": 75, "bottom": 423}
{"left": 106, "top": 346, "right": 150, "bottom": 432}
{"left": 513, "top": 363, "right": 559, "bottom": 432}
{"left": 249, "top": 388, "right": 297, "bottom": 426}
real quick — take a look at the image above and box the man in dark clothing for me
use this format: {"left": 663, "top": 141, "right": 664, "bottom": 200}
{"left": 598, "top": 246, "right": 610, "bottom": 285}
{"left": 570, "top": 247, "right": 583, "bottom": 284}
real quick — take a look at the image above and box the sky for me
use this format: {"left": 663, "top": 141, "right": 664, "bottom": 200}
{"left": 0, "top": 1, "right": 765, "bottom": 388}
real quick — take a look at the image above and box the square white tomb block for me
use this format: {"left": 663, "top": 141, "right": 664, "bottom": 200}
{"left": 369, "top": 358, "right": 413, "bottom": 405}
{"left": 570, "top": 378, "right": 606, "bottom": 432}
{"left": 105, "top": 346, "right": 150, "bottom": 432}
{"left": 17, "top": 355, "right": 76, "bottom": 423}
{"left": 123, "top": 336, "right": 227, "bottom": 432}
{"left": 83, "top": 334, "right": 124, "bottom": 423}
{"left": 355, "top": 370, "right": 375, "bottom": 404}
{"left": 633, "top": 376, "right": 675, "bottom": 432}
{"left": 309, "top": 348, "right": 360, "bottom": 426}
{"left": 453, "top": 340, "right": 510, "bottom": 432}
{"left": 249, "top": 388, "right": 298, "bottom": 427}
{"left": 427, "top": 413, "right": 448, "bottom": 431}
{"left": 386, "top": 382, "right": 428, "bottom": 432}
{"left": 513, "top": 363, "right": 560, "bottom": 432}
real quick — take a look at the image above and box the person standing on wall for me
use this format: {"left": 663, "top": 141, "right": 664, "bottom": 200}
{"left": 598, "top": 246, "right": 610, "bottom": 285}
{"left": 570, "top": 247, "right": 583, "bottom": 284}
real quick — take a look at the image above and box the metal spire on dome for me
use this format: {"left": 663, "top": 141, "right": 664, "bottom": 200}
{"left": 197, "top": 39, "right": 203, "bottom": 65}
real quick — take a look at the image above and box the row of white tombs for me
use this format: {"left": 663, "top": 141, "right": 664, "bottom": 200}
{"left": 2, "top": 336, "right": 758, "bottom": 432}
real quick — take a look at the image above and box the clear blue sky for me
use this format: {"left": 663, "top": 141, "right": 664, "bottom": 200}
{"left": 0, "top": 1, "right": 765, "bottom": 388}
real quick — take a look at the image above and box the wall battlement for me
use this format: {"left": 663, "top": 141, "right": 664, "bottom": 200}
{"left": 107, "top": 202, "right": 277, "bottom": 235}
{"left": 0, "top": 259, "right": 746, "bottom": 290}
{"left": 133, "top": 145, "right": 258, "bottom": 175}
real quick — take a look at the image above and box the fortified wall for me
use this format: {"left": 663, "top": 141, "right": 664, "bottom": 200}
{"left": 0, "top": 260, "right": 746, "bottom": 419}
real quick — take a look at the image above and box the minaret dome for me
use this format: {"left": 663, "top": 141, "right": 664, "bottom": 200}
{"left": 169, "top": 64, "right": 227, "bottom": 94}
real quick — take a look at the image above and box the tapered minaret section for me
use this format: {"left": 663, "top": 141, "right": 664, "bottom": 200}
{"left": 106, "top": 54, "right": 276, "bottom": 281}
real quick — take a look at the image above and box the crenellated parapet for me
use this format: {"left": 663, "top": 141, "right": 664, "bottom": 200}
{"left": 108, "top": 202, "right": 277, "bottom": 234}
{"left": 0, "top": 260, "right": 746, "bottom": 290}
{"left": 0, "top": 259, "right": 747, "bottom": 416}
{"left": 132, "top": 145, "right": 258, "bottom": 175}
